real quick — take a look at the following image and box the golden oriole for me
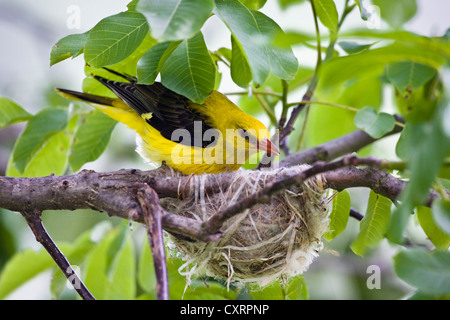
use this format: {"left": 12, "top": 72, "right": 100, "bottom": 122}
{"left": 57, "top": 68, "right": 279, "bottom": 175}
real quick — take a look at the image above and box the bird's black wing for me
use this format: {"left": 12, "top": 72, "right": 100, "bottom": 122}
{"left": 94, "top": 75, "right": 215, "bottom": 148}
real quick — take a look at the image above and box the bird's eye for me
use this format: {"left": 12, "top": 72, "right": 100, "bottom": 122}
{"left": 238, "top": 128, "right": 250, "bottom": 141}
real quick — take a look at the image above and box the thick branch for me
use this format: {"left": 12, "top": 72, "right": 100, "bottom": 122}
{"left": 137, "top": 186, "right": 168, "bottom": 300}
{"left": 0, "top": 169, "right": 221, "bottom": 242}
{"left": 323, "top": 166, "right": 440, "bottom": 207}
{"left": 280, "top": 125, "right": 403, "bottom": 167}
{"left": 0, "top": 156, "right": 439, "bottom": 242}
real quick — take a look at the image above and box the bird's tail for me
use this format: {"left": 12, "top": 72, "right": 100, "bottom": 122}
{"left": 56, "top": 86, "right": 145, "bottom": 133}
{"left": 55, "top": 88, "right": 115, "bottom": 106}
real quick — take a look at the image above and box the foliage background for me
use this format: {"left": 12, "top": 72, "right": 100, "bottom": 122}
{"left": 0, "top": 0, "right": 449, "bottom": 299}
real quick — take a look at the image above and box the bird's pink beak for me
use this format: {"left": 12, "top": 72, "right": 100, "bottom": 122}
{"left": 258, "top": 137, "right": 280, "bottom": 156}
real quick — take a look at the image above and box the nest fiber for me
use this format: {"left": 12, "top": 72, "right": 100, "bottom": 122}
{"left": 161, "top": 165, "right": 330, "bottom": 286}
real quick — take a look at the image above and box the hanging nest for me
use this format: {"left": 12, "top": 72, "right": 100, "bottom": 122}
{"left": 160, "top": 165, "right": 330, "bottom": 286}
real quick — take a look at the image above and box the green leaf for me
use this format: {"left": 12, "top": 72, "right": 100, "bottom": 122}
{"left": 395, "top": 122, "right": 424, "bottom": 160}
{"left": 248, "top": 276, "right": 308, "bottom": 300}
{"left": 351, "top": 191, "right": 392, "bottom": 256}
{"left": 306, "top": 75, "right": 382, "bottom": 149}
{"left": 324, "top": 190, "right": 351, "bottom": 241}
{"left": 372, "top": 0, "right": 417, "bottom": 29}
{"left": 255, "top": 12, "right": 299, "bottom": 81}
{"left": 273, "top": 31, "right": 315, "bottom": 47}
{"left": 7, "top": 130, "right": 72, "bottom": 177}
{"left": 339, "top": 29, "right": 450, "bottom": 59}
{"left": 0, "top": 97, "right": 32, "bottom": 128}
{"left": 417, "top": 206, "right": 450, "bottom": 250}
{"left": 50, "top": 32, "right": 89, "bottom": 66}
{"left": 214, "top": 0, "right": 298, "bottom": 86}
{"left": 166, "top": 256, "right": 199, "bottom": 300}
{"left": 0, "top": 248, "right": 55, "bottom": 299}
{"left": 137, "top": 41, "right": 182, "bottom": 84}
{"left": 239, "top": 0, "right": 267, "bottom": 10}
{"left": 160, "top": 32, "right": 216, "bottom": 103}
{"left": 137, "top": 0, "right": 214, "bottom": 42}
{"left": 354, "top": 106, "right": 396, "bottom": 139}
{"left": 320, "top": 43, "right": 446, "bottom": 87}
{"left": 230, "top": 35, "right": 252, "bottom": 88}
{"left": 432, "top": 198, "right": 450, "bottom": 235}
{"left": 84, "top": 11, "right": 149, "bottom": 68}
{"left": 388, "top": 99, "right": 450, "bottom": 243}
{"left": 8, "top": 108, "right": 68, "bottom": 174}
{"left": 50, "top": 229, "right": 97, "bottom": 299}
{"left": 392, "top": 74, "right": 441, "bottom": 122}
{"left": 338, "top": 41, "right": 375, "bottom": 54}
{"left": 278, "top": 0, "right": 306, "bottom": 9}
{"left": 312, "top": 0, "right": 338, "bottom": 32}
{"left": 182, "top": 281, "right": 238, "bottom": 300}
{"left": 386, "top": 61, "right": 437, "bottom": 92}
{"left": 81, "top": 224, "right": 137, "bottom": 300}
{"left": 304, "top": 103, "right": 356, "bottom": 148}
{"left": 216, "top": 47, "right": 232, "bottom": 63}
{"left": 394, "top": 248, "right": 450, "bottom": 295}
{"left": 104, "top": 234, "right": 136, "bottom": 299}
{"left": 83, "top": 229, "right": 117, "bottom": 299}
{"left": 127, "top": 0, "right": 139, "bottom": 11}
{"left": 283, "top": 276, "right": 308, "bottom": 300}
{"left": 84, "top": 33, "right": 155, "bottom": 96}
{"left": 138, "top": 241, "right": 155, "bottom": 293}
{"left": 69, "top": 110, "right": 117, "bottom": 172}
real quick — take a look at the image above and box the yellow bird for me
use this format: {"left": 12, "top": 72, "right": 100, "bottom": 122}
{"left": 57, "top": 68, "right": 279, "bottom": 175}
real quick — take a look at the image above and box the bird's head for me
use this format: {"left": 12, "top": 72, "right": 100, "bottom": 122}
{"left": 203, "top": 91, "right": 279, "bottom": 164}
{"left": 231, "top": 115, "right": 280, "bottom": 157}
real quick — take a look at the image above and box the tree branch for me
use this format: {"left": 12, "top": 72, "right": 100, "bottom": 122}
{"left": 0, "top": 169, "right": 221, "bottom": 242}
{"left": 1, "top": 154, "right": 430, "bottom": 234}
{"left": 280, "top": 124, "right": 403, "bottom": 167}
{"left": 137, "top": 186, "right": 168, "bottom": 300}
{"left": 21, "top": 209, "right": 95, "bottom": 300}
{"left": 349, "top": 208, "right": 364, "bottom": 220}
{"left": 2, "top": 152, "right": 432, "bottom": 240}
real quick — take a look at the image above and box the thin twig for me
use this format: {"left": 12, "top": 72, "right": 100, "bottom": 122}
{"left": 278, "top": 79, "right": 290, "bottom": 129}
{"left": 294, "top": 104, "right": 311, "bottom": 152}
{"left": 278, "top": 0, "right": 323, "bottom": 146}
{"left": 278, "top": 0, "right": 356, "bottom": 147}
{"left": 21, "top": 209, "right": 95, "bottom": 300}
{"left": 225, "top": 91, "right": 282, "bottom": 99}
{"left": 287, "top": 100, "right": 405, "bottom": 128}
{"left": 280, "top": 124, "right": 403, "bottom": 167}
{"left": 278, "top": 80, "right": 291, "bottom": 156}
{"left": 349, "top": 208, "right": 364, "bottom": 220}
{"left": 137, "top": 185, "right": 169, "bottom": 300}
{"left": 253, "top": 91, "right": 278, "bottom": 126}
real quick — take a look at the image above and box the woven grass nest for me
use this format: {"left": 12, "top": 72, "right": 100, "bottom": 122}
{"left": 160, "top": 165, "right": 330, "bottom": 286}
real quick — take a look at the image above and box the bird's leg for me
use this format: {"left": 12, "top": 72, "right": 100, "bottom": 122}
{"left": 179, "top": 173, "right": 195, "bottom": 200}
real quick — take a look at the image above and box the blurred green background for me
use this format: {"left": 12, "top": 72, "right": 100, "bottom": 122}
{"left": 0, "top": 0, "right": 449, "bottom": 299}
